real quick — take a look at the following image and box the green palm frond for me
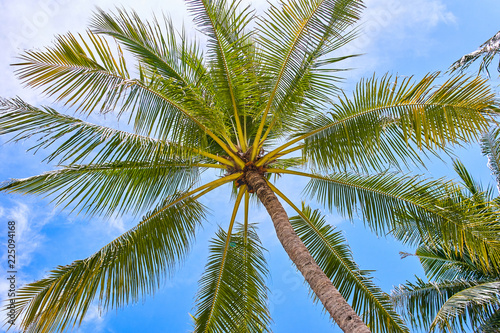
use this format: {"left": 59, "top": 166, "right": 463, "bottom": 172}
{"left": 304, "top": 170, "right": 500, "bottom": 269}
{"left": 431, "top": 281, "right": 500, "bottom": 332}
{"left": 481, "top": 128, "right": 500, "bottom": 192}
{"left": 0, "top": 160, "right": 200, "bottom": 217}
{"left": 267, "top": 73, "right": 496, "bottom": 171}
{"left": 186, "top": 0, "right": 263, "bottom": 148}
{"left": 193, "top": 222, "right": 270, "bottom": 332}
{"left": 254, "top": 0, "right": 363, "bottom": 146}
{"left": 0, "top": 98, "right": 203, "bottom": 165}
{"left": 289, "top": 203, "right": 408, "bottom": 333}
{"left": 392, "top": 277, "right": 499, "bottom": 333}
{"left": 14, "top": 31, "right": 129, "bottom": 114}
{"left": 12, "top": 30, "right": 227, "bottom": 147}
{"left": 91, "top": 7, "right": 206, "bottom": 86}
{"left": 415, "top": 245, "right": 491, "bottom": 282}
{"left": 13, "top": 194, "right": 205, "bottom": 333}
{"left": 304, "top": 170, "right": 446, "bottom": 234}
{"left": 478, "top": 309, "right": 500, "bottom": 333}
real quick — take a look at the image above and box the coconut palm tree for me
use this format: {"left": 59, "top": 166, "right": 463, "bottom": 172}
{"left": 392, "top": 160, "right": 500, "bottom": 332}
{"left": 1, "top": 0, "right": 499, "bottom": 332}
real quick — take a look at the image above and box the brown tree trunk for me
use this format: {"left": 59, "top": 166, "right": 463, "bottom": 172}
{"left": 245, "top": 170, "right": 371, "bottom": 333}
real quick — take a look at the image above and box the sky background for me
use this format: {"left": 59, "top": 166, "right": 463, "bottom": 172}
{"left": 0, "top": 0, "right": 499, "bottom": 332}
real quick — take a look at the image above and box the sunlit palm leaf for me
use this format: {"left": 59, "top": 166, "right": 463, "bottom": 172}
{"left": 12, "top": 31, "right": 222, "bottom": 145}
{"left": 0, "top": 98, "right": 198, "bottom": 165}
{"left": 305, "top": 170, "right": 500, "bottom": 269}
{"left": 290, "top": 204, "right": 408, "bottom": 333}
{"left": 193, "top": 223, "right": 270, "bottom": 332}
{"left": 91, "top": 7, "right": 205, "bottom": 86}
{"left": 256, "top": 0, "right": 363, "bottom": 136}
{"left": 415, "top": 245, "right": 491, "bottom": 282}
{"left": 300, "top": 74, "right": 496, "bottom": 171}
{"left": 0, "top": 160, "right": 200, "bottom": 217}
{"left": 14, "top": 195, "right": 205, "bottom": 333}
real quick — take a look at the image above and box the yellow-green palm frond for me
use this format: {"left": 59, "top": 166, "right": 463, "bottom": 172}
{"left": 304, "top": 171, "right": 500, "bottom": 269}
{"left": 13, "top": 194, "right": 206, "bottom": 333}
{"left": 12, "top": 30, "right": 228, "bottom": 147}
{"left": 292, "top": 73, "right": 497, "bottom": 171}
{"left": 414, "top": 245, "right": 495, "bottom": 282}
{"left": 290, "top": 204, "right": 409, "bottom": 333}
{"left": 186, "top": 0, "right": 264, "bottom": 149}
{"left": 91, "top": 7, "right": 206, "bottom": 86}
{"left": 0, "top": 98, "right": 203, "bottom": 165}
{"left": 193, "top": 223, "right": 270, "bottom": 333}
{"left": 255, "top": 0, "right": 363, "bottom": 145}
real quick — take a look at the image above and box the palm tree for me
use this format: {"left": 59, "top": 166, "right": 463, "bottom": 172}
{"left": 0, "top": 0, "right": 499, "bottom": 331}
{"left": 392, "top": 160, "right": 500, "bottom": 332}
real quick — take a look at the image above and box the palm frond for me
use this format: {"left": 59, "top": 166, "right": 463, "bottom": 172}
{"left": 431, "top": 281, "right": 500, "bottom": 332}
{"left": 479, "top": 309, "right": 500, "bottom": 333}
{"left": 13, "top": 194, "right": 205, "bottom": 333}
{"left": 0, "top": 160, "right": 200, "bottom": 217}
{"left": 187, "top": 0, "right": 263, "bottom": 149}
{"left": 12, "top": 30, "right": 229, "bottom": 148}
{"left": 254, "top": 0, "right": 363, "bottom": 150}
{"left": 0, "top": 97, "right": 203, "bottom": 165}
{"left": 264, "top": 73, "right": 497, "bottom": 171}
{"left": 415, "top": 245, "right": 491, "bottom": 282}
{"left": 481, "top": 128, "right": 500, "bottom": 193}
{"left": 303, "top": 74, "right": 496, "bottom": 171}
{"left": 392, "top": 277, "right": 499, "bottom": 333}
{"left": 91, "top": 7, "right": 206, "bottom": 86}
{"left": 289, "top": 203, "right": 408, "bottom": 333}
{"left": 193, "top": 204, "right": 270, "bottom": 332}
{"left": 14, "top": 31, "right": 129, "bottom": 114}
{"left": 303, "top": 170, "right": 500, "bottom": 269}
{"left": 450, "top": 31, "right": 500, "bottom": 76}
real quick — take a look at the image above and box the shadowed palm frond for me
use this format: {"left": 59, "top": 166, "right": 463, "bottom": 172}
{"left": 303, "top": 170, "right": 500, "bottom": 269}
{"left": 478, "top": 309, "right": 500, "bottom": 333}
{"left": 431, "top": 281, "right": 500, "bottom": 332}
{"left": 13, "top": 194, "right": 205, "bottom": 333}
{"left": 193, "top": 222, "right": 270, "bottom": 333}
{"left": 481, "top": 128, "right": 500, "bottom": 193}
{"left": 288, "top": 203, "right": 408, "bottom": 333}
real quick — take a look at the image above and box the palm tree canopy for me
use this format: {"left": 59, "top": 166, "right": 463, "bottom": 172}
{"left": 392, "top": 161, "right": 500, "bottom": 333}
{"left": 1, "top": 0, "right": 499, "bottom": 332}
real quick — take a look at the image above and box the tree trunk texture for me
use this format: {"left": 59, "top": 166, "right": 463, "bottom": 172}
{"left": 245, "top": 170, "right": 371, "bottom": 333}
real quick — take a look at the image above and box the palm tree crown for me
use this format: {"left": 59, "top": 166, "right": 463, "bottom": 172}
{"left": 1, "top": 0, "right": 499, "bottom": 332}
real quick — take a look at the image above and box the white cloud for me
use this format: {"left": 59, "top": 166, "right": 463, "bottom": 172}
{"left": 338, "top": 0, "right": 456, "bottom": 74}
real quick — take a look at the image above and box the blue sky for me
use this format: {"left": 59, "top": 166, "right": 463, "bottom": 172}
{"left": 0, "top": 0, "right": 499, "bottom": 332}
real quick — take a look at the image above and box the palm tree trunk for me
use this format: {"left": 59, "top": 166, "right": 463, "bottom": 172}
{"left": 246, "top": 170, "right": 371, "bottom": 333}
